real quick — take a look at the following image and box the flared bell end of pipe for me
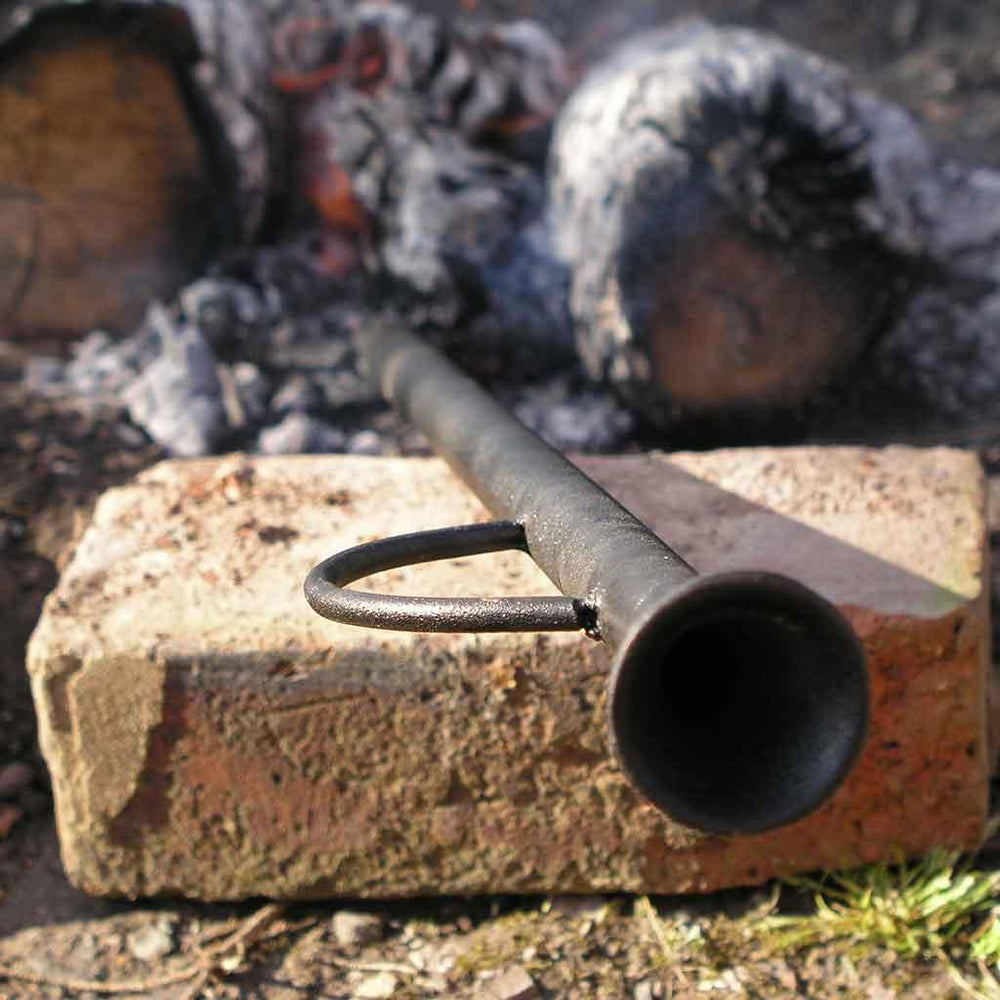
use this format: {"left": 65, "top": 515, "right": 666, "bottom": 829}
{"left": 607, "top": 572, "right": 868, "bottom": 835}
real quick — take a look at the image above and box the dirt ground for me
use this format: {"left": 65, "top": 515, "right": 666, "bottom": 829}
{"left": 4, "top": 1, "right": 1000, "bottom": 997}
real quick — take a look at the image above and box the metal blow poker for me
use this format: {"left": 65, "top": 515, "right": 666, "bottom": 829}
{"left": 305, "top": 319, "right": 869, "bottom": 834}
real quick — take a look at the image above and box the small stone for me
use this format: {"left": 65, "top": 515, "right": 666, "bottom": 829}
{"left": 634, "top": 981, "right": 656, "bottom": 1000}
{"left": 232, "top": 362, "right": 270, "bottom": 422}
{"left": 127, "top": 918, "right": 176, "bottom": 961}
{"left": 333, "top": 911, "right": 385, "bottom": 949}
{"left": 271, "top": 375, "right": 323, "bottom": 415}
{"left": 353, "top": 972, "right": 398, "bottom": 998}
{"left": 348, "top": 429, "right": 383, "bottom": 456}
{"left": 258, "top": 413, "right": 346, "bottom": 455}
{"left": 422, "top": 939, "right": 467, "bottom": 974}
{"left": 0, "top": 762, "right": 34, "bottom": 801}
{"left": 548, "top": 896, "right": 609, "bottom": 921}
{"left": 0, "top": 804, "right": 24, "bottom": 840}
{"left": 114, "top": 423, "right": 149, "bottom": 448}
{"left": 479, "top": 965, "right": 538, "bottom": 1000}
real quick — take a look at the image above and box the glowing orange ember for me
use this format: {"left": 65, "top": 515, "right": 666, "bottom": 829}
{"left": 307, "top": 162, "right": 367, "bottom": 235}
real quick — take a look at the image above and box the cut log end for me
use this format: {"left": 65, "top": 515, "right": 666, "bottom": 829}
{"left": 0, "top": 9, "right": 229, "bottom": 339}
{"left": 623, "top": 195, "right": 892, "bottom": 412}
{"left": 550, "top": 23, "right": 919, "bottom": 425}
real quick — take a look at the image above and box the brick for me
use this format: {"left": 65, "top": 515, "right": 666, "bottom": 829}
{"left": 26, "top": 448, "right": 990, "bottom": 899}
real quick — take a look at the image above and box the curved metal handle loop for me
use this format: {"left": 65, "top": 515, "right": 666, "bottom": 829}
{"left": 304, "top": 520, "right": 589, "bottom": 633}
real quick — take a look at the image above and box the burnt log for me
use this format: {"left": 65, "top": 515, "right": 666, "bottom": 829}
{"left": 0, "top": 0, "right": 278, "bottom": 340}
{"left": 549, "top": 21, "right": 932, "bottom": 425}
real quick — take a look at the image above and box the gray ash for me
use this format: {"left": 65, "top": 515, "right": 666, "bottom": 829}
{"left": 19, "top": 6, "right": 1000, "bottom": 460}
{"left": 25, "top": 251, "right": 629, "bottom": 459}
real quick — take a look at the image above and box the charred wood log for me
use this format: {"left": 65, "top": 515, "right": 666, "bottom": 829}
{"left": 0, "top": 0, "right": 279, "bottom": 339}
{"left": 549, "top": 21, "right": 932, "bottom": 426}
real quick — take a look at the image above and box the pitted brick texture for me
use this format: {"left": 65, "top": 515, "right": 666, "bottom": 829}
{"left": 27, "top": 447, "right": 990, "bottom": 899}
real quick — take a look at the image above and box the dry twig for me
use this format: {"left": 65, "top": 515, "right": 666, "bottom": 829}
{"left": 0, "top": 903, "right": 289, "bottom": 996}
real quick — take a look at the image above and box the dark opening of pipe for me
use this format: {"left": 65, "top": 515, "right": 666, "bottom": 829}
{"left": 608, "top": 574, "right": 868, "bottom": 834}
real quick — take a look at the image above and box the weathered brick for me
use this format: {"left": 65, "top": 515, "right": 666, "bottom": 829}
{"left": 26, "top": 447, "right": 990, "bottom": 899}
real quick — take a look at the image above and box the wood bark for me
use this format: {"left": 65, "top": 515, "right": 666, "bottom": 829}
{"left": 0, "top": 0, "right": 278, "bottom": 340}
{"left": 548, "top": 21, "right": 932, "bottom": 424}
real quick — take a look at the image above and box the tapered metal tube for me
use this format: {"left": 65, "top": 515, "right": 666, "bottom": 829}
{"left": 307, "top": 319, "right": 869, "bottom": 834}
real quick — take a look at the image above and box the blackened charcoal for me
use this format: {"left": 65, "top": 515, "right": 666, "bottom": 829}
{"left": 313, "top": 369, "right": 383, "bottom": 410}
{"left": 179, "top": 279, "right": 270, "bottom": 354}
{"left": 219, "top": 234, "right": 358, "bottom": 316}
{"left": 286, "top": 7, "right": 566, "bottom": 355}
{"left": 512, "top": 379, "right": 635, "bottom": 453}
{"left": 267, "top": 336, "right": 353, "bottom": 372}
{"left": 424, "top": 19, "right": 567, "bottom": 145}
{"left": 352, "top": 2, "right": 442, "bottom": 88}
{"left": 484, "top": 21, "right": 567, "bottom": 124}
{"left": 460, "top": 222, "right": 576, "bottom": 379}
{"left": 266, "top": 308, "right": 355, "bottom": 371}
{"left": 231, "top": 362, "right": 271, "bottom": 422}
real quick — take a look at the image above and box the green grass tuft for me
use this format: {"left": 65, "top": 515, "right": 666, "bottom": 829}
{"left": 757, "top": 849, "right": 1000, "bottom": 996}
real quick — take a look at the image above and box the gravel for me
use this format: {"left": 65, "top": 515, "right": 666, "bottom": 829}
{"left": 333, "top": 910, "right": 386, "bottom": 949}
{"left": 126, "top": 918, "right": 176, "bottom": 962}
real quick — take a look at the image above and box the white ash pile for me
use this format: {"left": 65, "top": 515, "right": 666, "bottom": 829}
{"left": 23, "top": 261, "right": 632, "bottom": 458}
